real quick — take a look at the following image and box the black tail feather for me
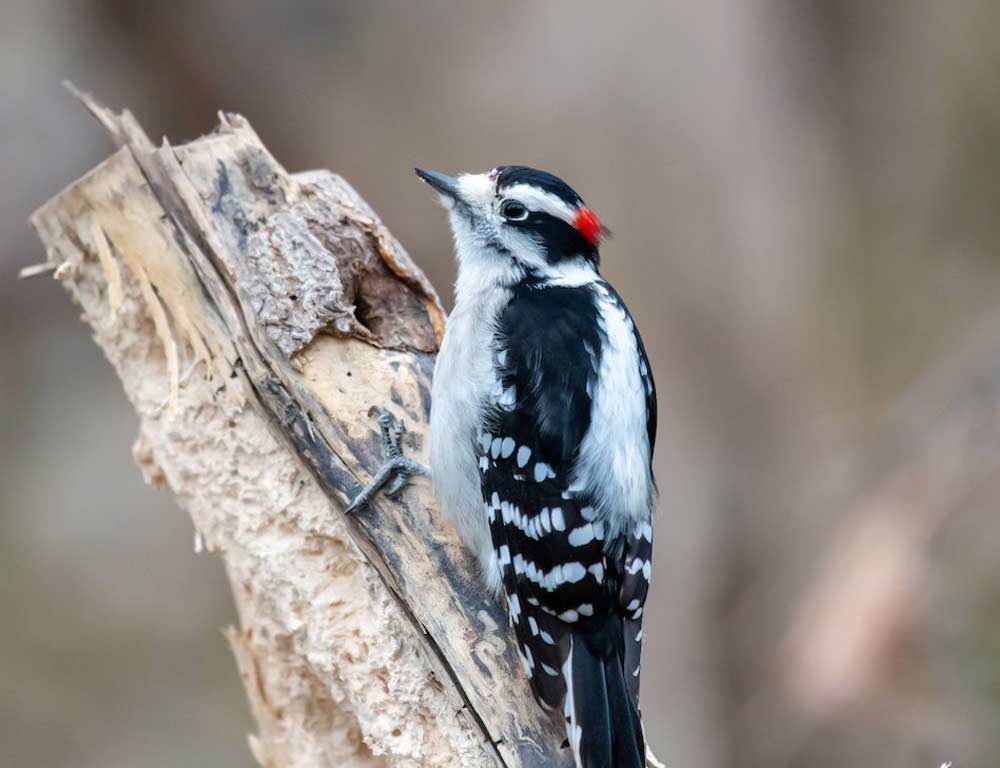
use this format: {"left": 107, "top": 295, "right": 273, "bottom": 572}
{"left": 604, "top": 646, "right": 644, "bottom": 767}
{"left": 567, "top": 623, "right": 645, "bottom": 768}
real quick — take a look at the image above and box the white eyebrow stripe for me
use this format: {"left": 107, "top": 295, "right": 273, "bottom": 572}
{"left": 502, "top": 183, "right": 578, "bottom": 225}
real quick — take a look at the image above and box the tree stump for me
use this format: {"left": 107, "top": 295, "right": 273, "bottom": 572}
{"left": 29, "top": 90, "right": 573, "bottom": 768}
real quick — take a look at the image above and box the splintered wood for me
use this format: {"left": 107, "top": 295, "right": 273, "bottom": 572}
{"left": 30, "top": 95, "right": 574, "bottom": 768}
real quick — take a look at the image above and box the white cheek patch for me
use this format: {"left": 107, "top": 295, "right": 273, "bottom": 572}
{"left": 501, "top": 183, "right": 577, "bottom": 226}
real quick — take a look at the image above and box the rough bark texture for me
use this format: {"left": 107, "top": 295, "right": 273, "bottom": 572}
{"left": 30, "top": 94, "right": 574, "bottom": 768}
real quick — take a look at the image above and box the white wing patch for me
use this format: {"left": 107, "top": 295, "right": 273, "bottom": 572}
{"left": 570, "top": 283, "right": 655, "bottom": 536}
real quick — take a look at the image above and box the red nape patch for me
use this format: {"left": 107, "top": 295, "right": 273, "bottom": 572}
{"left": 572, "top": 207, "right": 605, "bottom": 247}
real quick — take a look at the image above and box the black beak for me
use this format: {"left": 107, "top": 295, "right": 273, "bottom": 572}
{"left": 415, "top": 168, "right": 460, "bottom": 199}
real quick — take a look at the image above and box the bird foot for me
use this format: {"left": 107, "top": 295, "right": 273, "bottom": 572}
{"left": 345, "top": 406, "right": 429, "bottom": 514}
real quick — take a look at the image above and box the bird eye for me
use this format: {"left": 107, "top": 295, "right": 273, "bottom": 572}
{"left": 501, "top": 200, "right": 528, "bottom": 221}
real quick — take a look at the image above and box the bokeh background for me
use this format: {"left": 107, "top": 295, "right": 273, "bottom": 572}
{"left": 3, "top": 2, "right": 1000, "bottom": 766}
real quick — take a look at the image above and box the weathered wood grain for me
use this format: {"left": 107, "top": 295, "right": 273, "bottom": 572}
{"left": 31, "top": 92, "right": 573, "bottom": 767}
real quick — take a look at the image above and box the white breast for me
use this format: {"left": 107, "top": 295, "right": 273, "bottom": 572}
{"left": 430, "top": 286, "right": 506, "bottom": 586}
{"left": 571, "top": 283, "right": 654, "bottom": 537}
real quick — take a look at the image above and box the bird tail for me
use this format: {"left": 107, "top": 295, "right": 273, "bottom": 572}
{"left": 564, "top": 621, "right": 645, "bottom": 768}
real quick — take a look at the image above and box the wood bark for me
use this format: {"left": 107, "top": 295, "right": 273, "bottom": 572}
{"left": 29, "top": 92, "right": 575, "bottom": 768}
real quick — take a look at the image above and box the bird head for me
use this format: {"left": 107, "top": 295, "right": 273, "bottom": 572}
{"left": 416, "top": 165, "right": 609, "bottom": 287}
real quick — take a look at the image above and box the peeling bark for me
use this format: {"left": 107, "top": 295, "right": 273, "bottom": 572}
{"left": 29, "top": 92, "right": 572, "bottom": 767}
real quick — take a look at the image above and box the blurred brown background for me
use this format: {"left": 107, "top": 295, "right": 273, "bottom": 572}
{"left": 3, "top": 1, "right": 1000, "bottom": 767}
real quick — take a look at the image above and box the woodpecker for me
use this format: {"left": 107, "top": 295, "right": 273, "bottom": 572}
{"left": 417, "top": 166, "right": 657, "bottom": 768}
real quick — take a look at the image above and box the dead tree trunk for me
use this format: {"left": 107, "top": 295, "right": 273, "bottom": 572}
{"left": 29, "top": 91, "right": 573, "bottom": 768}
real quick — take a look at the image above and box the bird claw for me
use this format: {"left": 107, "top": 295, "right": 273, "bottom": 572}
{"left": 345, "top": 406, "right": 429, "bottom": 514}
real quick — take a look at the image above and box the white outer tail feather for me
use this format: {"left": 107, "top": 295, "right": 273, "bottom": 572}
{"left": 562, "top": 636, "right": 584, "bottom": 768}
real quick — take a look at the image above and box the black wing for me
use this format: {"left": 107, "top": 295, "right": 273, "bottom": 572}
{"left": 480, "top": 282, "right": 610, "bottom": 710}
{"left": 480, "top": 280, "right": 657, "bottom": 767}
